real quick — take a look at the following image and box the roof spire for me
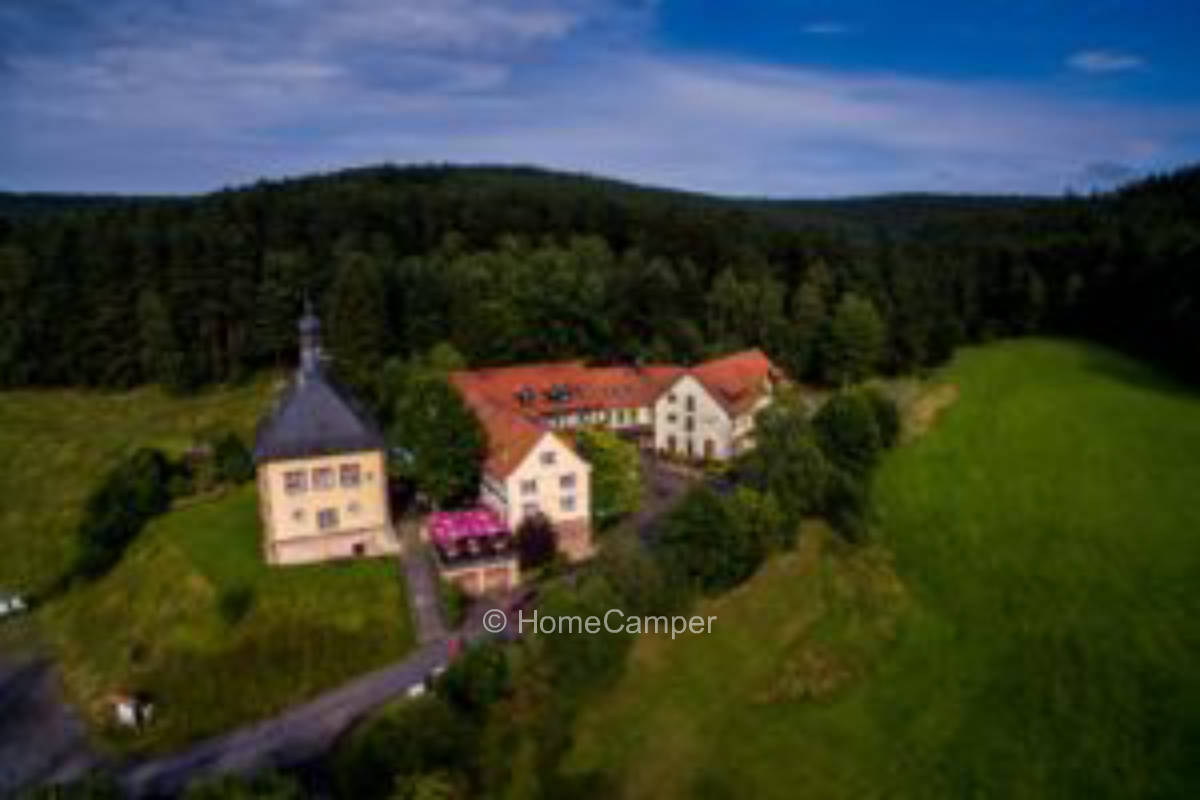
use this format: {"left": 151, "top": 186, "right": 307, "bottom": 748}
{"left": 298, "top": 297, "right": 322, "bottom": 378}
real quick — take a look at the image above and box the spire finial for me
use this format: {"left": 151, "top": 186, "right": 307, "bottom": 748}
{"left": 299, "top": 298, "right": 321, "bottom": 377}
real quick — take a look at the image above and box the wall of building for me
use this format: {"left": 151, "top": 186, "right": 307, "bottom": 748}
{"left": 441, "top": 557, "right": 520, "bottom": 597}
{"left": 653, "top": 375, "right": 734, "bottom": 460}
{"left": 502, "top": 432, "right": 592, "bottom": 535}
{"left": 257, "top": 449, "right": 398, "bottom": 565}
{"left": 544, "top": 405, "right": 652, "bottom": 431}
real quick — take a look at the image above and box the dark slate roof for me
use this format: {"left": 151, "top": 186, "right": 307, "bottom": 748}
{"left": 253, "top": 369, "right": 385, "bottom": 463}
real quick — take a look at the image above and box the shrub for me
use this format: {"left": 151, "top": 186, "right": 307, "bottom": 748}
{"left": 437, "top": 639, "right": 510, "bottom": 720}
{"left": 74, "top": 448, "right": 172, "bottom": 579}
{"left": 213, "top": 432, "right": 254, "bottom": 484}
{"left": 863, "top": 388, "right": 900, "bottom": 448}
{"left": 813, "top": 390, "right": 883, "bottom": 478}
{"left": 825, "top": 469, "right": 870, "bottom": 543}
{"left": 655, "top": 486, "right": 763, "bottom": 594}
{"left": 333, "top": 694, "right": 473, "bottom": 800}
{"left": 183, "top": 771, "right": 303, "bottom": 799}
{"left": 515, "top": 515, "right": 558, "bottom": 570}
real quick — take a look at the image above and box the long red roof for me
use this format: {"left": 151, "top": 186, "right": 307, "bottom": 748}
{"left": 449, "top": 350, "right": 779, "bottom": 477}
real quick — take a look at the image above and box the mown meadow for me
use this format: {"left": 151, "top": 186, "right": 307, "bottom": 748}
{"left": 565, "top": 338, "right": 1200, "bottom": 798}
{"left": 0, "top": 379, "right": 414, "bottom": 755}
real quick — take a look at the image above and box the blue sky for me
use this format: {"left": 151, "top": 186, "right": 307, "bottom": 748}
{"left": 2, "top": 0, "right": 1198, "bottom": 196}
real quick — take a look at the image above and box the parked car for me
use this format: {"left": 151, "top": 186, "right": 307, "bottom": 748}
{"left": 405, "top": 681, "right": 427, "bottom": 698}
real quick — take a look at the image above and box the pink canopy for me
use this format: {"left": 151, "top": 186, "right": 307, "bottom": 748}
{"left": 428, "top": 507, "right": 508, "bottom": 545}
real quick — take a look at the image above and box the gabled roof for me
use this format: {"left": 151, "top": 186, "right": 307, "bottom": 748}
{"left": 253, "top": 371, "right": 384, "bottom": 463}
{"left": 666, "top": 349, "right": 779, "bottom": 416}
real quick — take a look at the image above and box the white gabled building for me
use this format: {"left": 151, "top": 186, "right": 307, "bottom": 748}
{"left": 653, "top": 350, "right": 780, "bottom": 461}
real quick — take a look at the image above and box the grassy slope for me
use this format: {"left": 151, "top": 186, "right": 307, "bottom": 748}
{"left": 0, "top": 379, "right": 414, "bottom": 754}
{"left": 0, "top": 378, "right": 276, "bottom": 593}
{"left": 41, "top": 485, "right": 414, "bottom": 754}
{"left": 566, "top": 339, "right": 1200, "bottom": 798}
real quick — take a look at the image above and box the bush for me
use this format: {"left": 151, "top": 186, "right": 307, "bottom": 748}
{"left": 333, "top": 694, "right": 474, "bottom": 800}
{"left": 515, "top": 515, "right": 558, "bottom": 570}
{"left": 75, "top": 448, "right": 172, "bottom": 579}
{"left": 825, "top": 469, "right": 870, "bottom": 543}
{"left": 813, "top": 391, "right": 883, "bottom": 478}
{"left": 183, "top": 771, "right": 302, "bottom": 799}
{"left": 218, "top": 584, "right": 256, "bottom": 625}
{"left": 655, "top": 486, "right": 763, "bottom": 594}
{"left": 863, "top": 388, "right": 900, "bottom": 448}
{"left": 213, "top": 432, "right": 255, "bottom": 484}
{"left": 437, "top": 639, "right": 510, "bottom": 720}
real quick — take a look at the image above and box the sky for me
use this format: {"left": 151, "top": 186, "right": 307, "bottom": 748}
{"left": 2, "top": 0, "right": 1199, "bottom": 197}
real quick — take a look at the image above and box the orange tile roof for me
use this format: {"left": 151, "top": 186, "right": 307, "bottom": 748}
{"left": 450, "top": 351, "right": 780, "bottom": 476}
{"left": 673, "top": 349, "right": 779, "bottom": 416}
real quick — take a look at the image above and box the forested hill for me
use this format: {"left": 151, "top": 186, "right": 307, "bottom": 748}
{"left": 0, "top": 163, "right": 1196, "bottom": 400}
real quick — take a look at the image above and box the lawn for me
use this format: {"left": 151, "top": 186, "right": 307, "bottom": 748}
{"left": 0, "top": 379, "right": 415, "bottom": 755}
{"left": 565, "top": 338, "right": 1200, "bottom": 798}
{"left": 40, "top": 484, "right": 415, "bottom": 755}
{"left": 0, "top": 377, "right": 278, "bottom": 594}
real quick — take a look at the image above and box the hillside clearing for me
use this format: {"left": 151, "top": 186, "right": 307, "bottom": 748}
{"left": 566, "top": 338, "right": 1200, "bottom": 798}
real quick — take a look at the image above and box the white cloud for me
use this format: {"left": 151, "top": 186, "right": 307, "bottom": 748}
{"left": 1, "top": 1, "right": 1196, "bottom": 196}
{"left": 1067, "top": 50, "right": 1144, "bottom": 73}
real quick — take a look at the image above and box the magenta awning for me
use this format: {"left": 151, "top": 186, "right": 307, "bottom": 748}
{"left": 428, "top": 507, "right": 509, "bottom": 545}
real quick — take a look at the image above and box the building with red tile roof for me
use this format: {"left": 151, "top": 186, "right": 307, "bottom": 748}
{"left": 442, "top": 349, "right": 783, "bottom": 581}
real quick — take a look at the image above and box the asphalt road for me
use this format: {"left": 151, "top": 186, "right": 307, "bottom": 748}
{"left": 0, "top": 650, "right": 98, "bottom": 794}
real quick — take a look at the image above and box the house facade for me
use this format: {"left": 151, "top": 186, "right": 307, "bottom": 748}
{"left": 652, "top": 350, "right": 778, "bottom": 460}
{"left": 253, "top": 309, "right": 398, "bottom": 565}
{"left": 448, "top": 375, "right": 596, "bottom": 562}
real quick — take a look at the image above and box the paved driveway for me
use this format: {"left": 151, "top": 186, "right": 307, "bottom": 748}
{"left": 632, "top": 453, "right": 700, "bottom": 540}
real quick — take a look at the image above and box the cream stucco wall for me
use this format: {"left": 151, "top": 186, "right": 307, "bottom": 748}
{"left": 653, "top": 375, "right": 734, "bottom": 460}
{"left": 502, "top": 432, "right": 592, "bottom": 533}
{"left": 257, "top": 449, "right": 398, "bottom": 565}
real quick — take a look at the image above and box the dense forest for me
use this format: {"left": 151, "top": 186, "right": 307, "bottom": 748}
{"left": 0, "top": 163, "right": 1197, "bottom": 401}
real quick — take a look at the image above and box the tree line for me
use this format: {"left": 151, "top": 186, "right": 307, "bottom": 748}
{"left": 0, "top": 163, "right": 1197, "bottom": 396}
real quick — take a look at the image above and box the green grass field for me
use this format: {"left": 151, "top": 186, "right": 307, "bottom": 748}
{"left": 566, "top": 338, "right": 1200, "bottom": 798}
{"left": 0, "top": 378, "right": 277, "bottom": 594}
{"left": 0, "top": 379, "right": 415, "bottom": 755}
{"left": 40, "top": 485, "right": 414, "bottom": 754}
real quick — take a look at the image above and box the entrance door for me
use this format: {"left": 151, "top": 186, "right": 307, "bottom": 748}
{"left": 667, "top": 434, "right": 676, "bottom": 454}
{"left": 686, "top": 438, "right": 693, "bottom": 458}
{"left": 704, "top": 438, "right": 715, "bottom": 460}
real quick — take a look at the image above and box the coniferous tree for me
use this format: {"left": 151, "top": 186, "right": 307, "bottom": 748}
{"left": 136, "top": 289, "right": 185, "bottom": 389}
{"left": 327, "top": 247, "right": 389, "bottom": 397}
{"left": 824, "top": 293, "right": 887, "bottom": 384}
